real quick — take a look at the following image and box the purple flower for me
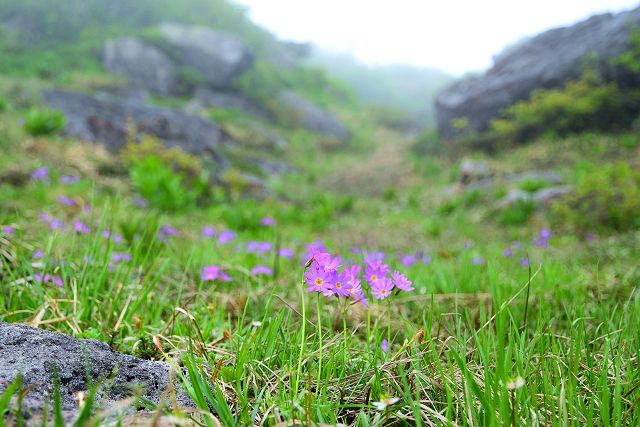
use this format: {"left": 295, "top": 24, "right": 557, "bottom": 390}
{"left": 111, "top": 252, "right": 132, "bottom": 264}
{"left": 329, "top": 271, "right": 351, "bottom": 297}
{"left": 363, "top": 260, "right": 390, "bottom": 287}
{"left": 73, "top": 221, "right": 90, "bottom": 235}
{"left": 34, "top": 273, "right": 63, "bottom": 287}
{"left": 472, "top": 256, "right": 485, "bottom": 266}
{"left": 304, "top": 266, "right": 333, "bottom": 294}
{"left": 534, "top": 229, "right": 551, "bottom": 248}
{"left": 381, "top": 339, "right": 389, "bottom": 353}
{"left": 200, "top": 265, "right": 232, "bottom": 282}
{"left": 401, "top": 255, "right": 417, "bottom": 267}
{"left": 1, "top": 225, "right": 14, "bottom": 236}
{"left": 422, "top": 255, "right": 432, "bottom": 266}
{"left": 392, "top": 271, "right": 414, "bottom": 291}
{"left": 132, "top": 196, "right": 149, "bottom": 208}
{"left": 60, "top": 175, "right": 79, "bottom": 185}
{"left": 278, "top": 248, "right": 294, "bottom": 259}
{"left": 463, "top": 241, "right": 473, "bottom": 250}
{"left": 586, "top": 233, "right": 596, "bottom": 242}
{"left": 364, "top": 252, "right": 385, "bottom": 266}
{"left": 103, "top": 230, "right": 123, "bottom": 244}
{"left": 202, "top": 226, "right": 216, "bottom": 238}
{"left": 48, "top": 218, "right": 65, "bottom": 231}
{"left": 260, "top": 217, "right": 276, "bottom": 227}
{"left": 519, "top": 258, "right": 530, "bottom": 267}
{"left": 503, "top": 248, "right": 513, "bottom": 258}
{"left": 247, "top": 241, "right": 273, "bottom": 254}
{"left": 31, "top": 167, "right": 49, "bottom": 183}
{"left": 352, "top": 293, "right": 369, "bottom": 308}
{"left": 159, "top": 225, "right": 178, "bottom": 241}
{"left": 371, "top": 278, "right": 394, "bottom": 300}
{"left": 217, "top": 230, "right": 236, "bottom": 244}
{"left": 32, "top": 250, "right": 44, "bottom": 259}
{"left": 57, "top": 195, "right": 76, "bottom": 207}
{"left": 251, "top": 265, "right": 273, "bottom": 277}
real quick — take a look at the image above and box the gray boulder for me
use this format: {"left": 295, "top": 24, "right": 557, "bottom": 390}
{"left": 159, "top": 23, "right": 254, "bottom": 89}
{"left": 279, "top": 91, "right": 350, "bottom": 142}
{"left": 103, "top": 38, "right": 178, "bottom": 97}
{"left": 42, "top": 90, "right": 227, "bottom": 167}
{"left": 436, "top": 6, "right": 640, "bottom": 139}
{"left": 532, "top": 186, "right": 573, "bottom": 206}
{"left": 0, "top": 322, "right": 192, "bottom": 423}
{"left": 459, "top": 158, "right": 492, "bottom": 185}
{"left": 187, "top": 88, "right": 273, "bottom": 122}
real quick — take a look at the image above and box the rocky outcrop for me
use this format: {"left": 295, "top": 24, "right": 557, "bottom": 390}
{"left": 104, "top": 38, "right": 178, "bottom": 97}
{"left": 187, "top": 88, "right": 273, "bottom": 122}
{"left": 159, "top": 23, "right": 254, "bottom": 89}
{"left": 0, "top": 322, "right": 192, "bottom": 423}
{"left": 436, "top": 6, "right": 640, "bottom": 139}
{"left": 42, "top": 90, "right": 226, "bottom": 167}
{"left": 278, "top": 91, "right": 350, "bottom": 142}
{"left": 103, "top": 24, "right": 253, "bottom": 96}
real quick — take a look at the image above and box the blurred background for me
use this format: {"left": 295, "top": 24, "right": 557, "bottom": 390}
{"left": 1, "top": 0, "right": 640, "bottom": 245}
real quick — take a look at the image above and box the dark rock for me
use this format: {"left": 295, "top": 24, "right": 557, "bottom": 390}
{"left": 42, "top": 90, "right": 226, "bottom": 167}
{"left": 220, "top": 121, "right": 287, "bottom": 151}
{"left": 103, "top": 38, "right": 178, "bottom": 97}
{"left": 187, "top": 88, "right": 273, "bottom": 122}
{"left": 159, "top": 23, "right": 254, "bottom": 89}
{"left": 0, "top": 322, "right": 192, "bottom": 423}
{"left": 436, "top": 7, "right": 640, "bottom": 139}
{"left": 278, "top": 91, "right": 350, "bottom": 142}
{"left": 95, "top": 86, "right": 151, "bottom": 104}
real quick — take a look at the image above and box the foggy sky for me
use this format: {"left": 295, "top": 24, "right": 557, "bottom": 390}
{"left": 235, "top": 0, "right": 640, "bottom": 75}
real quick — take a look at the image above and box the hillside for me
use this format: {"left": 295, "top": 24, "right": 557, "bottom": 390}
{"left": 1, "top": 1, "right": 640, "bottom": 426}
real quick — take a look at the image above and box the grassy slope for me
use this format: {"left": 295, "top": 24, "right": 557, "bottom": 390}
{"left": 1, "top": 74, "right": 639, "bottom": 426}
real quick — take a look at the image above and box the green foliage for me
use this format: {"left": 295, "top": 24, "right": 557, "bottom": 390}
{"left": 498, "top": 200, "right": 536, "bottom": 226}
{"left": 124, "top": 138, "right": 209, "bottom": 212}
{"left": 519, "top": 178, "right": 547, "bottom": 193}
{"left": 236, "top": 61, "right": 354, "bottom": 113}
{"left": 367, "top": 105, "right": 413, "bottom": 130}
{"left": 552, "top": 162, "right": 640, "bottom": 232}
{"left": 489, "top": 73, "right": 630, "bottom": 145}
{"left": 0, "top": 0, "right": 277, "bottom": 77}
{"left": 23, "top": 108, "right": 66, "bottom": 136}
{"left": 129, "top": 155, "right": 203, "bottom": 212}
{"left": 0, "top": 97, "right": 9, "bottom": 112}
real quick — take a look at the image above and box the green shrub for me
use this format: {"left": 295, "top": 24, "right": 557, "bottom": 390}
{"left": 498, "top": 200, "right": 536, "bottom": 226}
{"left": 489, "top": 73, "right": 630, "bottom": 145}
{"left": 520, "top": 178, "right": 547, "bottom": 193}
{"left": 551, "top": 162, "right": 640, "bottom": 232}
{"left": 23, "top": 109, "right": 66, "bottom": 136}
{"left": 129, "top": 155, "right": 204, "bottom": 212}
{"left": 0, "top": 97, "right": 9, "bottom": 112}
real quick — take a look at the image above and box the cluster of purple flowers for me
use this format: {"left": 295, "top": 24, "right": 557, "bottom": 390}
{"left": 200, "top": 265, "right": 232, "bottom": 282}
{"left": 400, "top": 252, "right": 432, "bottom": 267}
{"left": 304, "top": 244, "right": 413, "bottom": 306}
{"left": 534, "top": 228, "right": 552, "bottom": 248}
{"left": 33, "top": 273, "right": 63, "bottom": 287}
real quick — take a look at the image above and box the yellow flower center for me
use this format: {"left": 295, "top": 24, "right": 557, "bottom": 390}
{"left": 380, "top": 289, "right": 387, "bottom": 295}
{"left": 371, "top": 275, "right": 378, "bottom": 282}
{"left": 336, "top": 282, "right": 342, "bottom": 289}
{"left": 315, "top": 278, "right": 323, "bottom": 286}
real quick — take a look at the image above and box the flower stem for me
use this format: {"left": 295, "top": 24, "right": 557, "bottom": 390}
{"left": 294, "top": 275, "right": 306, "bottom": 400}
{"left": 387, "top": 298, "right": 391, "bottom": 349}
{"left": 316, "top": 293, "right": 322, "bottom": 398}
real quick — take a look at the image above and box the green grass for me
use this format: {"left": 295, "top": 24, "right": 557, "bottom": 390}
{"left": 1, "top": 79, "right": 640, "bottom": 425}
